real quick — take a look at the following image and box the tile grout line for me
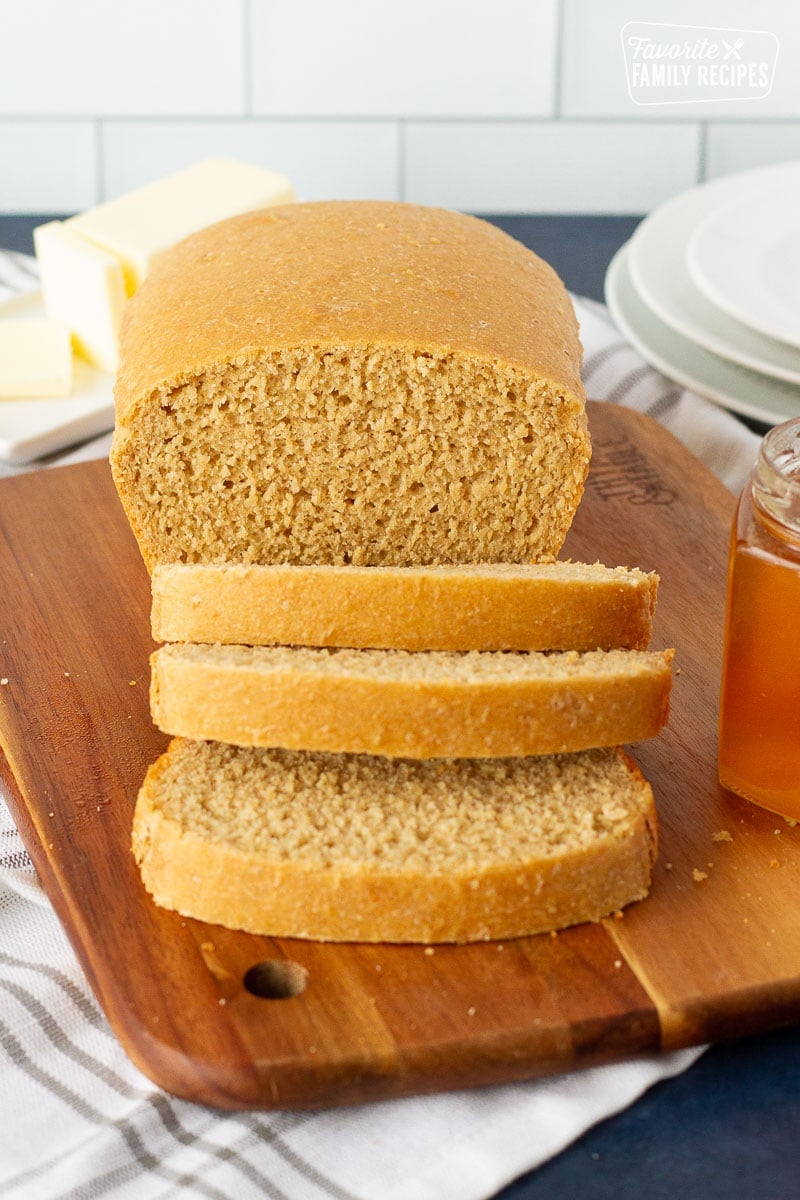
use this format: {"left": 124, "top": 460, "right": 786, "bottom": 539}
{"left": 698, "top": 121, "right": 709, "bottom": 183}
{"left": 242, "top": 0, "right": 252, "bottom": 118}
{"left": 1, "top": 113, "right": 799, "bottom": 126}
{"left": 553, "top": 0, "right": 566, "bottom": 119}
{"left": 397, "top": 122, "right": 406, "bottom": 202}
{"left": 94, "top": 120, "right": 104, "bottom": 203}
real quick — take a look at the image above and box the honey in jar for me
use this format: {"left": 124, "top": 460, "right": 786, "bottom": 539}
{"left": 718, "top": 417, "right": 800, "bottom": 819}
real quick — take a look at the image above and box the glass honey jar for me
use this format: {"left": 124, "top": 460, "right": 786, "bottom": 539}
{"left": 718, "top": 417, "right": 800, "bottom": 819}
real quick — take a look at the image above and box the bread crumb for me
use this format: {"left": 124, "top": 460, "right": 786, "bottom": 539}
{"left": 693, "top": 869, "right": 708, "bottom": 882}
{"left": 423, "top": 947, "right": 435, "bottom": 956}
{"left": 549, "top": 929, "right": 558, "bottom": 939}
{"left": 129, "top": 680, "right": 137, "bottom": 687}
{"left": 467, "top": 1006, "right": 476, "bottom": 1017}
{"left": 63, "top": 671, "right": 70, "bottom": 678}
{"left": 613, "top": 910, "right": 624, "bottom": 920}
{"left": 0, "top": 678, "right": 8, "bottom": 686}
{"left": 375, "top": 964, "right": 382, "bottom": 973}
{"left": 614, "top": 959, "right": 622, "bottom": 969}
{"left": 770, "top": 859, "right": 781, "bottom": 868}
{"left": 497, "top": 944, "right": 504, "bottom": 952}
{"left": 784, "top": 817, "right": 798, "bottom": 827}
{"left": 218, "top": 997, "right": 226, "bottom": 1006}
{"left": 712, "top": 830, "right": 733, "bottom": 842}
{"left": 665, "top": 862, "right": 673, "bottom": 870}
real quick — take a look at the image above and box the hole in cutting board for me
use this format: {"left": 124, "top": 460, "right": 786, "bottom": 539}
{"left": 243, "top": 959, "right": 308, "bottom": 999}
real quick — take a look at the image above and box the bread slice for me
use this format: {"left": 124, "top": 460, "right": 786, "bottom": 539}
{"left": 151, "top": 560, "right": 658, "bottom": 652}
{"left": 110, "top": 201, "right": 590, "bottom": 572}
{"left": 150, "top": 644, "right": 673, "bottom": 758}
{"left": 132, "top": 739, "right": 658, "bottom": 943}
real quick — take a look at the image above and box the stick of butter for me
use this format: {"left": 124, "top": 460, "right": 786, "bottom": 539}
{"left": 34, "top": 222, "right": 126, "bottom": 373}
{"left": 66, "top": 157, "right": 295, "bottom": 293}
{"left": 0, "top": 318, "right": 73, "bottom": 398}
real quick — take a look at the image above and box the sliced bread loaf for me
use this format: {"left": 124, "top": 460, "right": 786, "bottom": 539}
{"left": 150, "top": 644, "right": 673, "bottom": 758}
{"left": 151, "top": 560, "right": 658, "bottom": 652}
{"left": 132, "top": 739, "right": 658, "bottom": 943}
{"left": 111, "top": 201, "right": 590, "bottom": 572}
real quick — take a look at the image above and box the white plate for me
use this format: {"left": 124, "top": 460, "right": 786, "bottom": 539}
{"left": 0, "top": 291, "right": 115, "bottom": 465}
{"left": 605, "top": 243, "right": 800, "bottom": 428}
{"left": 628, "top": 165, "right": 800, "bottom": 385}
{"left": 687, "top": 175, "right": 800, "bottom": 350}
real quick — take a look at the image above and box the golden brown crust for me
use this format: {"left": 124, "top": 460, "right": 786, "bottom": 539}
{"left": 149, "top": 645, "right": 673, "bottom": 759}
{"left": 113, "top": 201, "right": 584, "bottom": 427}
{"left": 151, "top": 561, "right": 658, "bottom": 651}
{"left": 132, "top": 741, "right": 657, "bottom": 943}
{"left": 110, "top": 202, "right": 590, "bottom": 572}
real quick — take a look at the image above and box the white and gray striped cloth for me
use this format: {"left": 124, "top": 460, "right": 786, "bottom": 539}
{"left": 0, "top": 250, "right": 759, "bottom": 1200}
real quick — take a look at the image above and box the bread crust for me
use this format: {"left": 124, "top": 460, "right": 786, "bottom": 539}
{"left": 113, "top": 201, "right": 584, "bottom": 428}
{"left": 151, "top": 561, "right": 658, "bottom": 652}
{"left": 132, "top": 742, "right": 658, "bottom": 943}
{"left": 150, "top": 645, "right": 673, "bottom": 759}
{"left": 110, "top": 202, "right": 590, "bottom": 572}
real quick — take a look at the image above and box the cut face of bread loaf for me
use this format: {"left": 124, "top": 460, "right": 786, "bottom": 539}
{"left": 150, "top": 644, "right": 673, "bottom": 758}
{"left": 132, "top": 739, "right": 658, "bottom": 943}
{"left": 111, "top": 201, "right": 590, "bottom": 571}
{"left": 151, "top": 560, "right": 658, "bottom": 652}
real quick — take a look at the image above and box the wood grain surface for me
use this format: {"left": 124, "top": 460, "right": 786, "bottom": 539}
{"left": 1, "top": 401, "right": 799, "bottom": 1110}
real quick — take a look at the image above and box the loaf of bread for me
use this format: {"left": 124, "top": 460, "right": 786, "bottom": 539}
{"left": 150, "top": 644, "right": 673, "bottom": 758}
{"left": 151, "top": 560, "right": 658, "bottom": 652}
{"left": 113, "top": 194, "right": 670, "bottom": 944}
{"left": 110, "top": 201, "right": 590, "bottom": 571}
{"left": 132, "top": 739, "right": 658, "bottom": 943}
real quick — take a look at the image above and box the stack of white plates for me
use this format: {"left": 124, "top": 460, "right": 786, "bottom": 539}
{"left": 605, "top": 161, "right": 800, "bottom": 427}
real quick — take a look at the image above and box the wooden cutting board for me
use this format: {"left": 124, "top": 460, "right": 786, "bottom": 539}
{"left": 1, "top": 401, "right": 799, "bottom": 1111}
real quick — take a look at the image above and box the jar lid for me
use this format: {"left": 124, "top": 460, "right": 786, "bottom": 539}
{"left": 753, "top": 416, "right": 800, "bottom": 534}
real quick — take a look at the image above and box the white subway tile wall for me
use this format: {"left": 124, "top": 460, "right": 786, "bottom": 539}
{"left": 562, "top": 0, "right": 800, "bottom": 120}
{"left": 0, "top": 0, "right": 797, "bottom": 215}
{"left": 404, "top": 122, "right": 701, "bottom": 212}
{"left": 0, "top": 0, "right": 245, "bottom": 117}
{"left": 102, "top": 122, "right": 400, "bottom": 203}
{"left": 705, "top": 122, "right": 800, "bottom": 178}
{"left": 0, "top": 123, "right": 97, "bottom": 212}
{"left": 250, "top": 0, "right": 559, "bottom": 117}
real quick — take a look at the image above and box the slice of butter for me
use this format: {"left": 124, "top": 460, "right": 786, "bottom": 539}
{"left": 67, "top": 158, "right": 296, "bottom": 293}
{"left": 33, "top": 222, "right": 126, "bottom": 373}
{"left": 0, "top": 318, "right": 73, "bottom": 398}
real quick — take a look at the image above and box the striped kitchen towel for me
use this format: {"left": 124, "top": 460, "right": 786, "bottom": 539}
{"left": 0, "top": 248, "right": 39, "bottom": 297}
{"left": 0, "top": 248, "right": 758, "bottom": 1200}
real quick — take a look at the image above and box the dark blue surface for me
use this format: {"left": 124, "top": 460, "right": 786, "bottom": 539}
{"left": 498, "top": 1027, "right": 800, "bottom": 1200}
{"left": 0, "top": 212, "right": 642, "bottom": 303}
{"left": 3, "top": 209, "right": 797, "bottom": 1199}
{"left": 0, "top": 213, "right": 70, "bottom": 257}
